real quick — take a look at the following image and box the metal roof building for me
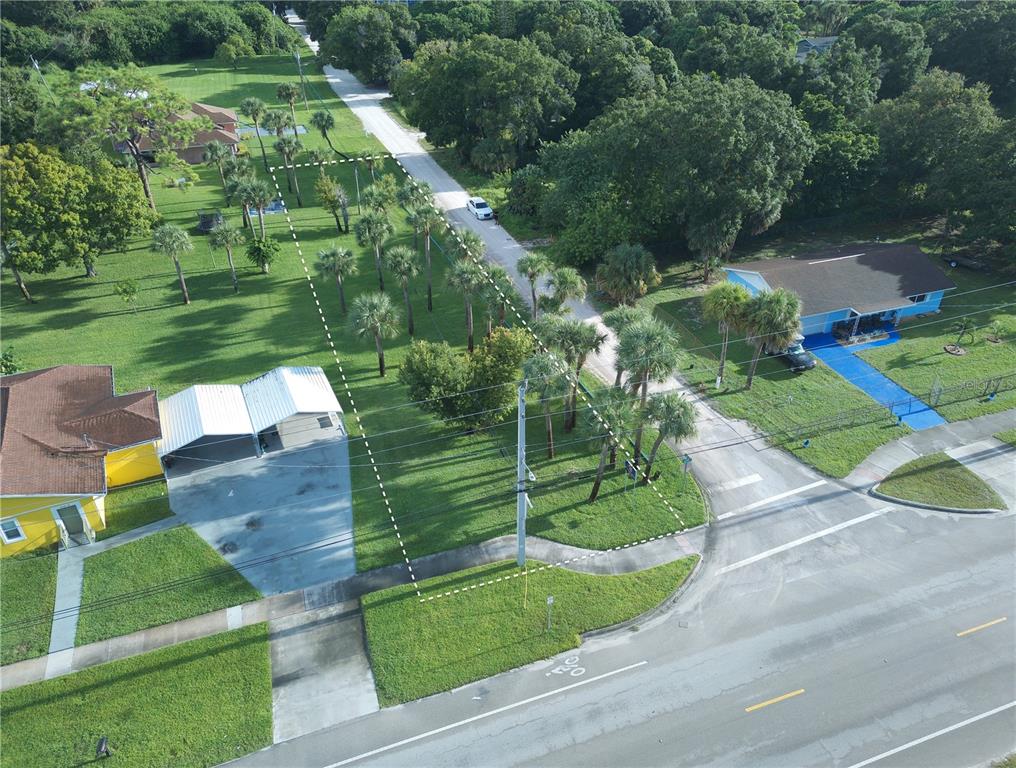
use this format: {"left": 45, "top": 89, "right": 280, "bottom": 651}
{"left": 156, "top": 367, "right": 342, "bottom": 458}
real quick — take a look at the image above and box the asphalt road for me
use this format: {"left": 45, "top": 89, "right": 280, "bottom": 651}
{"left": 238, "top": 17, "right": 1016, "bottom": 767}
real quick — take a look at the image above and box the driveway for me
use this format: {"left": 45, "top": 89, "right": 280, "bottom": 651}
{"left": 804, "top": 331, "right": 946, "bottom": 430}
{"left": 166, "top": 433, "right": 355, "bottom": 595}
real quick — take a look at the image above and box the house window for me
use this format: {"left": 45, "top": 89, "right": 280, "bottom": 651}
{"left": 908, "top": 294, "right": 928, "bottom": 304}
{"left": 0, "top": 518, "right": 25, "bottom": 544}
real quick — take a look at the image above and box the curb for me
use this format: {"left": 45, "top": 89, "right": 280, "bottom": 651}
{"left": 581, "top": 553, "right": 704, "bottom": 640}
{"left": 868, "top": 487, "right": 1005, "bottom": 515}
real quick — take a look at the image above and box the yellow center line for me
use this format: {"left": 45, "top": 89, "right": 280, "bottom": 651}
{"left": 956, "top": 616, "right": 1007, "bottom": 637}
{"left": 745, "top": 688, "right": 806, "bottom": 713}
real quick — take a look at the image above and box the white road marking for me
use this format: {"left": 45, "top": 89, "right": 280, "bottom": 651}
{"left": 717, "top": 507, "right": 893, "bottom": 574}
{"left": 842, "top": 700, "right": 1016, "bottom": 768}
{"left": 712, "top": 473, "right": 763, "bottom": 493}
{"left": 716, "top": 480, "right": 827, "bottom": 520}
{"left": 322, "top": 661, "right": 649, "bottom": 767}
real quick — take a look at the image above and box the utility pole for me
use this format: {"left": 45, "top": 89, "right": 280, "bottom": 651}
{"left": 30, "top": 56, "right": 58, "bottom": 105}
{"left": 516, "top": 379, "right": 528, "bottom": 567}
{"left": 293, "top": 49, "right": 310, "bottom": 109}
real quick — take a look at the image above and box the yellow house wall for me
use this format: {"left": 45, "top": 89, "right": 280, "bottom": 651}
{"left": 0, "top": 495, "right": 104, "bottom": 556}
{"left": 106, "top": 442, "right": 163, "bottom": 488}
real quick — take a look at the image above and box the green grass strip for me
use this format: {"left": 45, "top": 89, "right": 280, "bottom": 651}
{"left": 877, "top": 452, "right": 1005, "bottom": 510}
{"left": 76, "top": 526, "right": 261, "bottom": 646}
{"left": 0, "top": 624, "right": 272, "bottom": 768}
{"left": 0, "top": 549, "right": 58, "bottom": 666}
{"left": 363, "top": 556, "right": 698, "bottom": 706}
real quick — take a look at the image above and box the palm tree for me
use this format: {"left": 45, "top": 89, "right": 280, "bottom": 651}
{"left": 239, "top": 96, "right": 270, "bottom": 171}
{"left": 397, "top": 178, "right": 431, "bottom": 211}
{"left": 743, "top": 288, "right": 801, "bottom": 390}
{"left": 641, "top": 393, "right": 696, "bottom": 482}
{"left": 951, "top": 317, "right": 975, "bottom": 346}
{"left": 603, "top": 305, "right": 651, "bottom": 387}
{"left": 355, "top": 211, "right": 394, "bottom": 292}
{"left": 518, "top": 251, "right": 551, "bottom": 319}
{"left": 541, "top": 316, "right": 605, "bottom": 432}
{"left": 316, "top": 245, "right": 357, "bottom": 313}
{"left": 310, "top": 110, "right": 341, "bottom": 154}
{"left": 222, "top": 154, "right": 252, "bottom": 206}
{"left": 523, "top": 352, "right": 570, "bottom": 459}
{"left": 263, "top": 109, "right": 293, "bottom": 140}
{"left": 203, "top": 140, "right": 231, "bottom": 194}
{"left": 152, "top": 224, "right": 194, "bottom": 305}
{"left": 276, "top": 82, "right": 301, "bottom": 137}
{"left": 406, "top": 204, "right": 444, "bottom": 312}
{"left": 587, "top": 387, "right": 637, "bottom": 502}
{"left": 447, "top": 260, "right": 485, "bottom": 353}
{"left": 485, "top": 263, "right": 515, "bottom": 327}
{"left": 274, "top": 136, "right": 304, "bottom": 206}
{"left": 383, "top": 245, "right": 420, "bottom": 336}
{"left": 617, "top": 316, "right": 680, "bottom": 462}
{"left": 309, "top": 148, "right": 330, "bottom": 176}
{"left": 543, "top": 266, "right": 586, "bottom": 315}
{"left": 350, "top": 292, "right": 400, "bottom": 377}
{"left": 240, "top": 179, "right": 275, "bottom": 240}
{"left": 361, "top": 184, "right": 391, "bottom": 213}
{"left": 595, "top": 244, "right": 661, "bottom": 305}
{"left": 702, "top": 281, "right": 751, "bottom": 386}
{"left": 456, "top": 229, "right": 486, "bottom": 261}
{"left": 209, "top": 221, "right": 245, "bottom": 293}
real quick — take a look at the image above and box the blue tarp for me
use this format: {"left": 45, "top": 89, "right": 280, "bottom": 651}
{"left": 804, "top": 331, "right": 946, "bottom": 430}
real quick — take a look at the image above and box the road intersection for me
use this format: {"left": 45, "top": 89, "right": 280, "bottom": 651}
{"left": 238, "top": 19, "right": 1016, "bottom": 766}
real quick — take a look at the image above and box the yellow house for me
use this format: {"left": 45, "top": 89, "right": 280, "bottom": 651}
{"left": 0, "top": 366, "right": 163, "bottom": 556}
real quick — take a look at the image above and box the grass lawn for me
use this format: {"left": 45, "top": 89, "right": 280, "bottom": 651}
{"left": 857, "top": 269, "right": 1016, "bottom": 421}
{"left": 98, "top": 480, "right": 174, "bottom": 541}
{"left": 0, "top": 549, "right": 58, "bottom": 666}
{"left": 876, "top": 452, "right": 1005, "bottom": 510}
{"left": 6, "top": 54, "right": 705, "bottom": 582}
{"left": 363, "top": 556, "right": 698, "bottom": 706}
{"left": 75, "top": 526, "right": 261, "bottom": 646}
{"left": 995, "top": 429, "right": 1016, "bottom": 448}
{"left": 0, "top": 624, "right": 272, "bottom": 768}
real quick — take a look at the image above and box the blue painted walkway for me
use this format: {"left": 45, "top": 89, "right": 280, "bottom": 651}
{"left": 803, "top": 331, "right": 947, "bottom": 430}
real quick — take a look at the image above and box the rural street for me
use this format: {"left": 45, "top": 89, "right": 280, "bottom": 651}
{"left": 235, "top": 17, "right": 1016, "bottom": 767}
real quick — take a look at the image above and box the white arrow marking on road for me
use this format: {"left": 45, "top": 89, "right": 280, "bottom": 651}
{"left": 716, "top": 480, "right": 827, "bottom": 520}
{"left": 322, "top": 661, "right": 648, "bottom": 767}
{"left": 718, "top": 507, "right": 893, "bottom": 574}
{"left": 842, "top": 700, "right": 1016, "bottom": 768}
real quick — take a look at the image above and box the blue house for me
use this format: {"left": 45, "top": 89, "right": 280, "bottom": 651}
{"left": 723, "top": 244, "right": 956, "bottom": 340}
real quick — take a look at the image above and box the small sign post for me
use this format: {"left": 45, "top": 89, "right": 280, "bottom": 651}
{"left": 681, "top": 454, "right": 692, "bottom": 490}
{"left": 546, "top": 595, "right": 554, "bottom": 632}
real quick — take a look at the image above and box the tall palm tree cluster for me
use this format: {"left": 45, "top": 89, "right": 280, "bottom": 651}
{"left": 702, "top": 281, "right": 802, "bottom": 390}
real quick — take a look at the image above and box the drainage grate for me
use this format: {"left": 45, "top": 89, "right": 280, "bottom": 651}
{"left": 219, "top": 541, "right": 238, "bottom": 554}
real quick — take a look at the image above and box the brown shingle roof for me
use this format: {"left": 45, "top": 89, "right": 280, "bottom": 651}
{"left": 729, "top": 243, "right": 957, "bottom": 317}
{"left": 192, "top": 102, "right": 238, "bottom": 126}
{"left": 0, "top": 366, "right": 161, "bottom": 496}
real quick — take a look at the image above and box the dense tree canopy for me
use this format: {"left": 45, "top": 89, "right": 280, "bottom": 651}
{"left": 531, "top": 75, "right": 814, "bottom": 272}
{"left": 319, "top": 3, "right": 417, "bottom": 85}
{"left": 845, "top": 10, "right": 931, "bottom": 98}
{"left": 394, "top": 35, "right": 578, "bottom": 171}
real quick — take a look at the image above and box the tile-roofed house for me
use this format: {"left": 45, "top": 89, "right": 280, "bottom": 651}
{"left": 0, "top": 366, "right": 163, "bottom": 555}
{"left": 130, "top": 102, "right": 241, "bottom": 165}
{"left": 723, "top": 243, "right": 956, "bottom": 338}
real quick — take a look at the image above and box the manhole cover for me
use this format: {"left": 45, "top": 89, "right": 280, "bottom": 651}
{"left": 219, "top": 541, "right": 238, "bottom": 554}
{"left": 245, "top": 517, "right": 262, "bottom": 530}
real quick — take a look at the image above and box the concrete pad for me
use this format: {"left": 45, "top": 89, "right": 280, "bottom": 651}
{"left": 946, "top": 439, "right": 1016, "bottom": 511}
{"left": 166, "top": 434, "right": 354, "bottom": 595}
{"left": 270, "top": 601, "right": 379, "bottom": 743}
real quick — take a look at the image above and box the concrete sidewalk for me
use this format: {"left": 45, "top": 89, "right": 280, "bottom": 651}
{"left": 0, "top": 527, "right": 705, "bottom": 692}
{"left": 843, "top": 407, "right": 1016, "bottom": 488}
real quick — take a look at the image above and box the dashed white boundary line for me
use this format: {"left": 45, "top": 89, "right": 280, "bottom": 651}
{"left": 389, "top": 157, "right": 698, "bottom": 603}
{"left": 267, "top": 165, "right": 419, "bottom": 595}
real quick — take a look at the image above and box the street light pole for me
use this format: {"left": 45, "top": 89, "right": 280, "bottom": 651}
{"left": 516, "top": 379, "right": 528, "bottom": 567}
